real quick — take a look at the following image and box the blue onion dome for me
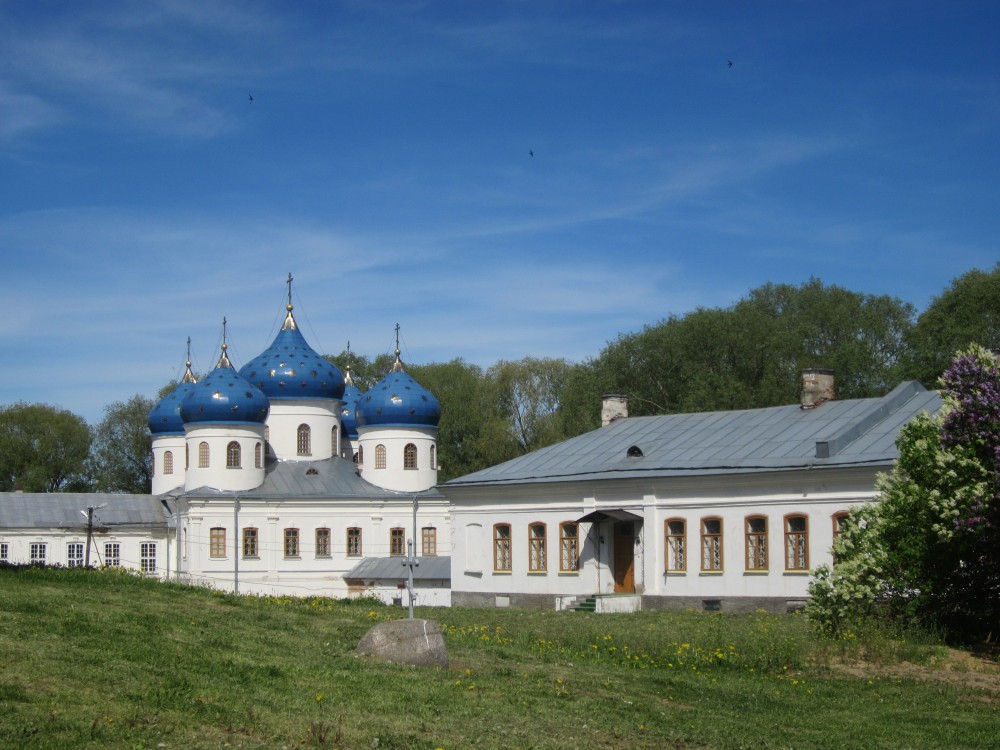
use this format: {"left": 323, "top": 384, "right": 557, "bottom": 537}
{"left": 239, "top": 304, "right": 345, "bottom": 400}
{"left": 340, "top": 364, "right": 364, "bottom": 438}
{"left": 180, "top": 342, "right": 270, "bottom": 425}
{"left": 355, "top": 351, "right": 440, "bottom": 428}
{"left": 148, "top": 354, "right": 198, "bottom": 435}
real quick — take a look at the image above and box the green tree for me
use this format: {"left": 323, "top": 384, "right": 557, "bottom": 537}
{"left": 484, "top": 358, "right": 574, "bottom": 454}
{"left": 585, "top": 279, "right": 914, "bottom": 418}
{"left": 807, "top": 346, "right": 1000, "bottom": 643}
{"left": 905, "top": 263, "right": 1000, "bottom": 386}
{"left": 0, "top": 403, "right": 93, "bottom": 492}
{"left": 89, "top": 395, "right": 155, "bottom": 494}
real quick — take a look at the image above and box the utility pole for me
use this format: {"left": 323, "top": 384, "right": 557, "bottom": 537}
{"left": 84, "top": 506, "right": 95, "bottom": 567}
{"left": 401, "top": 495, "right": 419, "bottom": 618}
{"left": 233, "top": 497, "right": 241, "bottom": 595}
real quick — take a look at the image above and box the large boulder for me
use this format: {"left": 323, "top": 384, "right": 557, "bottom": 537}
{"left": 356, "top": 619, "right": 448, "bottom": 668}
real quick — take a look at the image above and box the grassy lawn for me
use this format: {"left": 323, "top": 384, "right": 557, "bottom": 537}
{"left": 0, "top": 566, "right": 997, "bottom": 749}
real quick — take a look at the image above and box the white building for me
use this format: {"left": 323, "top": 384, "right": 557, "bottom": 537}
{"left": 2, "top": 284, "right": 449, "bottom": 604}
{"left": 443, "top": 373, "right": 941, "bottom": 613}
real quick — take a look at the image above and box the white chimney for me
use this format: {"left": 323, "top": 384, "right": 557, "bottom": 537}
{"left": 801, "top": 369, "right": 835, "bottom": 409}
{"left": 601, "top": 394, "right": 628, "bottom": 426}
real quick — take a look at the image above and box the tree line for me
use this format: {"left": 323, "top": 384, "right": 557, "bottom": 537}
{"left": 2, "top": 265, "right": 998, "bottom": 493}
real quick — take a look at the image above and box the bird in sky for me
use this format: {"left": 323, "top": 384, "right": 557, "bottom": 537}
{"left": 727, "top": 59, "right": 733, "bottom": 68}
{"left": 529, "top": 149, "right": 534, "bottom": 157}
{"left": 249, "top": 93, "right": 254, "bottom": 103}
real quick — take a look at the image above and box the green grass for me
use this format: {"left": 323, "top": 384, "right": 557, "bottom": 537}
{"left": 0, "top": 566, "right": 997, "bottom": 749}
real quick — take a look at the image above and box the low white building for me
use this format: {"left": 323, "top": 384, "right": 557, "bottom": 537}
{"left": 443, "top": 373, "right": 941, "bottom": 613}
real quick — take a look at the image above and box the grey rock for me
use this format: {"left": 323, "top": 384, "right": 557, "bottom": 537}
{"left": 357, "top": 619, "right": 448, "bottom": 669}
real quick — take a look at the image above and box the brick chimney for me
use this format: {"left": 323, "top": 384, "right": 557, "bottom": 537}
{"left": 601, "top": 394, "right": 628, "bottom": 426}
{"left": 801, "top": 368, "right": 835, "bottom": 409}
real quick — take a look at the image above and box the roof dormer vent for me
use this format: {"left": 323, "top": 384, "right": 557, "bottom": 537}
{"left": 626, "top": 445, "right": 644, "bottom": 458}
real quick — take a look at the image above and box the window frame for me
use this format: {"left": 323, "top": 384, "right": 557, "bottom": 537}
{"left": 665, "top": 518, "right": 686, "bottom": 572}
{"left": 745, "top": 515, "right": 768, "bottom": 571}
{"left": 784, "top": 514, "right": 809, "bottom": 571}
{"left": 29, "top": 542, "right": 46, "bottom": 564}
{"left": 242, "top": 527, "right": 259, "bottom": 558}
{"left": 493, "top": 523, "right": 512, "bottom": 572}
{"left": 0, "top": 542, "right": 8, "bottom": 562}
{"left": 528, "top": 522, "right": 547, "bottom": 573}
{"left": 559, "top": 521, "right": 579, "bottom": 572}
{"left": 832, "top": 511, "right": 849, "bottom": 564}
{"left": 209, "top": 527, "right": 227, "bottom": 558}
{"left": 374, "top": 444, "right": 387, "bottom": 470}
{"left": 140, "top": 542, "right": 157, "bottom": 573}
{"left": 284, "top": 528, "right": 300, "bottom": 558}
{"left": 67, "top": 542, "right": 84, "bottom": 568}
{"left": 346, "top": 527, "right": 362, "bottom": 557}
{"left": 315, "top": 527, "right": 331, "bottom": 558}
{"left": 403, "top": 443, "right": 417, "bottom": 470}
{"left": 700, "top": 517, "right": 723, "bottom": 572}
{"left": 163, "top": 450, "right": 174, "bottom": 475}
{"left": 198, "top": 441, "right": 210, "bottom": 468}
{"left": 421, "top": 527, "right": 437, "bottom": 556}
{"left": 389, "top": 527, "right": 405, "bottom": 556}
{"left": 104, "top": 542, "right": 121, "bottom": 568}
{"left": 254, "top": 442, "right": 262, "bottom": 469}
{"left": 297, "top": 423, "right": 311, "bottom": 456}
{"left": 226, "top": 440, "right": 241, "bottom": 469}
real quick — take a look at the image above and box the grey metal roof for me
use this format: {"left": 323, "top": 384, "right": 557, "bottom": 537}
{"left": 447, "top": 381, "right": 942, "bottom": 487}
{"left": 182, "top": 457, "right": 443, "bottom": 500}
{"left": 0, "top": 493, "right": 173, "bottom": 530}
{"left": 344, "top": 556, "right": 451, "bottom": 582}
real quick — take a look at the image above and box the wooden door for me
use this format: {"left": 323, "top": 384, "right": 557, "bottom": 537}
{"left": 612, "top": 522, "right": 635, "bottom": 593}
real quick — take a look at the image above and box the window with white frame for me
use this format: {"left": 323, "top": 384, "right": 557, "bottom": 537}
{"left": 375, "top": 444, "right": 387, "bottom": 469}
{"left": 104, "top": 542, "right": 121, "bottom": 567}
{"left": 140, "top": 542, "right": 157, "bottom": 573}
{"left": 30, "top": 542, "right": 46, "bottom": 564}
{"left": 0, "top": 542, "right": 8, "bottom": 562}
{"left": 67, "top": 542, "right": 85, "bottom": 567}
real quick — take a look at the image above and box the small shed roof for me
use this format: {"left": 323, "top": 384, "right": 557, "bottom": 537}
{"left": 344, "top": 556, "right": 451, "bottom": 582}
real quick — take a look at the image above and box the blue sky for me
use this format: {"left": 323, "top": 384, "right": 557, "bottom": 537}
{"left": 2, "top": 1, "right": 998, "bottom": 425}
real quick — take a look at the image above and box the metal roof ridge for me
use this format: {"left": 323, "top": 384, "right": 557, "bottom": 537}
{"left": 814, "top": 381, "right": 927, "bottom": 459}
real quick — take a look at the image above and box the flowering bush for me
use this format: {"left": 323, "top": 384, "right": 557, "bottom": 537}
{"left": 808, "top": 346, "right": 1000, "bottom": 642}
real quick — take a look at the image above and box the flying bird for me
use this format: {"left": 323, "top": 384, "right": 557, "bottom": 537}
{"left": 529, "top": 149, "right": 533, "bottom": 157}
{"left": 727, "top": 60, "right": 733, "bottom": 68}
{"left": 249, "top": 93, "right": 254, "bottom": 103}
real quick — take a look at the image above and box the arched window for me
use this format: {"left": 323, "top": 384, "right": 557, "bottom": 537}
{"left": 745, "top": 516, "right": 768, "bottom": 570}
{"left": 226, "top": 441, "right": 241, "bottom": 469}
{"left": 185, "top": 443, "right": 189, "bottom": 469}
{"left": 785, "top": 514, "right": 809, "bottom": 570}
{"left": 346, "top": 527, "right": 362, "bottom": 557}
{"left": 151, "top": 452, "right": 155, "bottom": 475}
{"left": 559, "top": 522, "right": 578, "bottom": 572}
{"left": 163, "top": 450, "right": 173, "bottom": 475}
{"left": 254, "top": 442, "right": 262, "bottom": 469}
{"left": 331, "top": 425, "right": 339, "bottom": 456}
{"left": 403, "top": 443, "right": 417, "bottom": 470}
{"left": 355, "top": 445, "right": 364, "bottom": 467}
{"left": 390, "top": 528, "right": 405, "bottom": 556}
{"left": 528, "top": 523, "right": 547, "bottom": 572}
{"left": 430, "top": 444, "right": 437, "bottom": 470}
{"left": 832, "top": 511, "right": 849, "bottom": 565}
{"left": 198, "top": 441, "right": 210, "bottom": 468}
{"left": 297, "top": 424, "right": 311, "bottom": 456}
{"left": 493, "top": 524, "right": 512, "bottom": 571}
{"left": 375, "top": 444, "right": 387, "bottom": 469}
{"left": 701, "top": 517, "right": 723, "bottom": 571}
{"left": 665, "top": 518, "right": 686, "bottom": 572}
